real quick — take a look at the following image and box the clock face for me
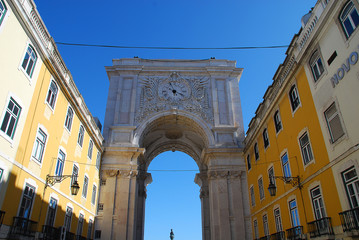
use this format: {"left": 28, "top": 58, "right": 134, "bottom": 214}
{"left": 159, "top": 81, "right": 190, "bottom": 101}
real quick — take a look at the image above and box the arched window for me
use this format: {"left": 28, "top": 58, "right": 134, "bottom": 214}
{"left": 289, "top": 85, "right": 300, "bottom": 111}
{"left": 64, "top": 107, "right": 74, "bottom": 131}
{"left": 340, "top": 1, "right": 359, "bottom": 38}
{"left": 21, "top": 45, "right": 37, "bottom": 77}
{"left": 0, "top": 0, "right": 7, "bottom": 26}
{"left": 46, "top": 80, "right": 58, "bottom": 109}
{"left": 309, "top": 51, "right": 325, "bottom": 81}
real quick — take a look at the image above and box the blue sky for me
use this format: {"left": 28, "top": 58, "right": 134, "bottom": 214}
{"left": 34, "top": 1, "right": 318, "bottom": 239}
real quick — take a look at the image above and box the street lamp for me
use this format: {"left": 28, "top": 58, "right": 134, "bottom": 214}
{"left": 268, "top": 176, "right": 301, "bottom": 197}
{"left": 45, "top": 174, "right": 80, "bottom": 195}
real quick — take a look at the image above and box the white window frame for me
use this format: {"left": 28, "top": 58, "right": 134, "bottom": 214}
{"left": 299, "top": 131, "right": 314, "bottom": 165}
{"left": 71, "top": 164, "right": 79, "bottom": 187}
{"left": 289, "top": 199, "right": 300, "bottom": 227}
{"left": 254, "top": 142, "right": 259, "bottom": 161}
{"left": 45, "top": 197, "right": 58, "bottom": 227}
{"left": 342, "top": 167, "right": 359, "bottom": 208}
{"left": 253, "top": 219, "right": 259, "bottom": 239}
{"left": 64, "top": 106, "right": 74, "bottom": 132}
{"left": 258, "top": 177, "right": 265, "bottom": 200}
{"left": 31, "top": 126, "right": 48, "bottom": 164}
{"left": 45, "top": 80, "right": 58, "bottom": 110}
{"left": 91, "top": 184, "right": 97, "bottom": 205}
{"left": 274, "top": 110, "right": 282, "bottom": 133}
{"left": 250, "top": 185, "right": 255, "bottom": 207}
{"left": 310, "top": 186, "right": 326, "bottom": 220}
{"left": 76, "top": 213, "right": 84, "bottom": 236}
{"left": 77, "top": 125, "right": 85, "bottom": 147}
{"left": 0, "top": 96, "right": 22, "bottom": 142}
{"left": 281, "top": 152, "right": 292, "bottom": 179}
{"left": 0, "top": 0, "right": 7, "bottom": 26}
{"left": 274, "top": 207, "right": 283, "bottom": 232}
{"left": 64, "top": 206, "right": 73, "bottom": 232}
{"left": 324, "top": 102, "right": 345, "bottom": 143}
{"left": 20, "top": 44, "right": 37, "bottom": 78}
{"left": 289, "top": 85, "right": 301, "bottom": 112}
{"left": 340, "top": 1, "right": 359, "bottom": 39}
{"left": 95, "top": 152, "right": 101, "bottom": 170}
{"left": 88, "top": 139, "right": 93, "bottom": 160}
{"left": 55, "top": 148, "right": 66, "bottom": 176}
{"left": 17, "top": 179, "right": 37, "bottom": 219}
{"left": 82, "top": 175, "right": 89, "bottom": 198}
{"left": 87, "top": 218, "right": 94, "bottom": 239}
{"left": 263, "top": 214, "right": 269, "bottom": 237}
{"left": 309, "top": 50, "right": 325, "bottom": 82}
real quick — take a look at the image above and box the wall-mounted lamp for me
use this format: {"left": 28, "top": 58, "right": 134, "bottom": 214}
{"left": 45, "top": 174, "right": 80, "bottom": 195}
{"left": 268, "top": 176, "right": 301, "bottom": 197}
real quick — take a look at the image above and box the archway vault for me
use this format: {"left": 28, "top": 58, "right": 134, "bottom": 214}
{"left": 97, "top": 59, "right": 251, "bottom": 240}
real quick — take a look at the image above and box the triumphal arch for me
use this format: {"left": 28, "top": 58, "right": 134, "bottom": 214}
{"left": 96, "top": 58, "right": 251, "bottom": 240}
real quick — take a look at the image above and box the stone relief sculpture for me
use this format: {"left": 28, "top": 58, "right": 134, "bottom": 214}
{"left": 135, "top": 72, "right": 213, "bottom": 124}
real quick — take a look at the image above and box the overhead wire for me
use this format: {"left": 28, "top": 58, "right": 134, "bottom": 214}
{"left": 55, "top": 42, "right": 289, "bottom": 50}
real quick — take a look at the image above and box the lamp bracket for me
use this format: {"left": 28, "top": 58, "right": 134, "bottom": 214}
{"left": 46, "top": 174, "right": 77, "bottom": 187}
{"left": 273, "top": 176, "right": 300, "bottom": 187}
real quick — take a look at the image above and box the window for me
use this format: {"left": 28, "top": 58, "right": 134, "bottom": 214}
{"left": 254, "top": 143, "right": 259, "bottom": 161}
{"left": 274, "top": 208, "right": 283, "bottom": 232}
{"left": 268, "top": 166, "right": 275, "bottom": 187}
{"left": 64, "top": 107, "right": 74, "bottom": 131}
{"left": 311, "top": 186, "right": 326, "bottom": 219}
{"left": 18, "top": 184, "right": 35, "bottom": 219}
{"left": 0, "top": 0, "right": 7, "bottom": 26}
{"left": 98, "top": 203, "right": 104, "bottom": 211}
{"left": 64, "top": 207, "right": 73, "bottom": 232}
{"left": 46, "top": 80, "right": 58, "bottom": 109}
{"left": 96, "top": 152, "right": 101, "bottom": 170}
{"left": 246, "top": 154, "right": 251, "bottom": 171}
{"left": 258, "top": 177, "right": 265, "bottom": 200}
{"left": 250, "top": 186, "right": 255, "bottom": 206}
{"left": 253, "top": 220, "right": 259, "bottom": 239}
{"left": 21, "top": 45, "right": 37, "bottom": 77}
{"left": 46, "top": 198, "right": 57, "bottom": 226}
{"left": 31, "top": 128, "right": 47, "bottom": 163}
{"left": 95, "top": 230, "right": 101, "bottom": 239}
{"left": 340, "top": 1, "right": 359, "bottom": 38}
{"left": 0, "top": 167, "right": 3, "bottom": 182}
{"left": 87, "top": 219, "right": 94, "bottom": 239}
{"left": 289, "top": 199, "right": 300, "bottom": 227}
{"left": 281, "top": 153, "right": 291, "bottom": 178}
{"left": 263, "top": 214, "right": 269, "bottom": 237}
{"left": 82, "top": 176, "right": 88, "bottom": 198}
{"left": 274, "top": 110, "right": 282, "bottom": 133}
{"left": 263, "top": 128, "right": 269, "bottom": 148}
{"left": 310, "top": 51, "right": 325, "bottom": 82}
{"left": 88, "top": 140, "right": 93, "bottom": 159}
{"left": 289, "top": 85, "right": 300, "bottom": 111}
{"left": 91, "top": 185, "right": 97, "bottom": 205}
{"left": 76, "top": 213, "right": 84, "bottom": 236}
{"left": 71, "top": 165, "right": 79, "bottom": 186}
{"left": 1, "top": 97, "right": 22, "bottom": 139}
{"left": 342, "top": 167, "right": 359, "bottom": 208}
{"left": 299, "top": 132, "right": 313, "bottom": 165}
{"left": 77, "top": 125, "right": 84, "bottom": 147}
{"left": 55, "top": 150, "right": 65, "bottom": 176}
{"left": 324, "top": 103, "right": 345, "bottom": 143}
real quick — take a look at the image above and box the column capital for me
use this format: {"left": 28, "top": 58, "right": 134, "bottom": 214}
{"left": 102, "top": 169, "right": 119, "bottom": 179}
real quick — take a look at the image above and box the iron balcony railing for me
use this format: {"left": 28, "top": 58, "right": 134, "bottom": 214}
{"left": 0, "top": 210, "right": 5, "bottom": 227}
{"left": 65, "top": 231, "right": 76, "bottom": 240}
{"left": 258, "top": 236, "right": 270, "bottom": 240}
{"left": 75, "top": 235, "right": 87, "bottom": 240}
{"left": 339, "top": 207, "right": 359, "bottom": 232}
{"left": 9, "top": 216, "right": 38, "bottom": 237}
{"left": 42, "top": 225, "right": 61, "bottom": 240}
{"left": 286, "top": 226, "right": 304, "bottom": 240}
{"left": 270, "top": 231, "right": 285, "bottom": 240}
{"left": 307, "top": 217, "right": 334, "bottom": 237}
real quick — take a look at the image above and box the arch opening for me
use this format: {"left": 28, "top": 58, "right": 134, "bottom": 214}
{"left": 144, "top": 151, "right": 201, "bottom": 240}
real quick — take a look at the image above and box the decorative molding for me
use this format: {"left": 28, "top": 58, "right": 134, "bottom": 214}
{"left": 102, "top": 170, "right": 119, "bottom": 178}
{"left": 200, "top": 187, "right": 209, "bottom": 199}
{"left": 135, "top": 72, "right": 213, "bottom": 124}
{"left": 207, "top": 170, "right": 242, "bottom": 180}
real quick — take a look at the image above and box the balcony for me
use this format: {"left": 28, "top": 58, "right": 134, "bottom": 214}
{"left": 307, "top": 217, "right": 334, "bottom": 237}
{"left": 75, "top": 235, "right": 87, "bottom": 240}
{"left": 339, "top": 207, "right": 359, "bottom": 232}
{"left": 65, "top": 231, "right": 76, "bottom": 240}
{"left": 270, "top": 231, "right": 285, "bottom": 240}
{"left": 259, "top": 236, "right": 270, "bottom": 240}
{"left": 42, "top": 225, "right": 61, "bottom": 240}
{"left": 0, "top": 210, "right": 5, "bottom": 227}
{"left": 8, "top": 216, "right": 38, "bottom": 238}
{"left": 286, "top": 226, "right": 305, "bottom": 240}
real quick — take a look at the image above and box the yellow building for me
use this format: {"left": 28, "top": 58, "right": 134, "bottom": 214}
{"left": 0, "top": 0, "right": 103, "bottom": 239}
{"left": 244, "top": 0, "right": 350, "bottom": 239}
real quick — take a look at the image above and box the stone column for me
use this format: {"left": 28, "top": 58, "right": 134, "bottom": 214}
{"left": 135, "top": 171, "right": 152, "bottom": 240}
{"left": 195, "top": 172, "right": 211, "bottom": 240}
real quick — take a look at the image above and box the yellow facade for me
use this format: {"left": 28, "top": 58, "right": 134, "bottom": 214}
{"left": 245, "top": 65, "right": 342, "bottom": 239}
{"left": 0, "top": 0, "right": 103, "bottom": 239}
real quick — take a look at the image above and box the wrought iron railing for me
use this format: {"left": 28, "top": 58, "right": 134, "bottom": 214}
{"left": 270, "top": 231, "right": 285, "bottom": 240}
{"left": 42, "top": 225, "right": 61, "bottom": 239}
{"left": 339, "top": 207, "right": 359, "bottom": 232}
{"left": 9, "top": 216, "right": 38, "bottom": 237}
{"left": 259, "top": 236, "right": 270, "bottom": 240}
{"left": 0, "top": 210, "right": 5, "bottom": 227}
{"left": 307, "top": 217, "right": 334, "bottom": 237}
{"left": 75, "top": 235, "right": 87, "bottom": 240}
{"left": 65, "top": 231, "right": 76, "bottom": 240}
{"left": 286, "top": 226, "right": 304, "bottom": 240}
